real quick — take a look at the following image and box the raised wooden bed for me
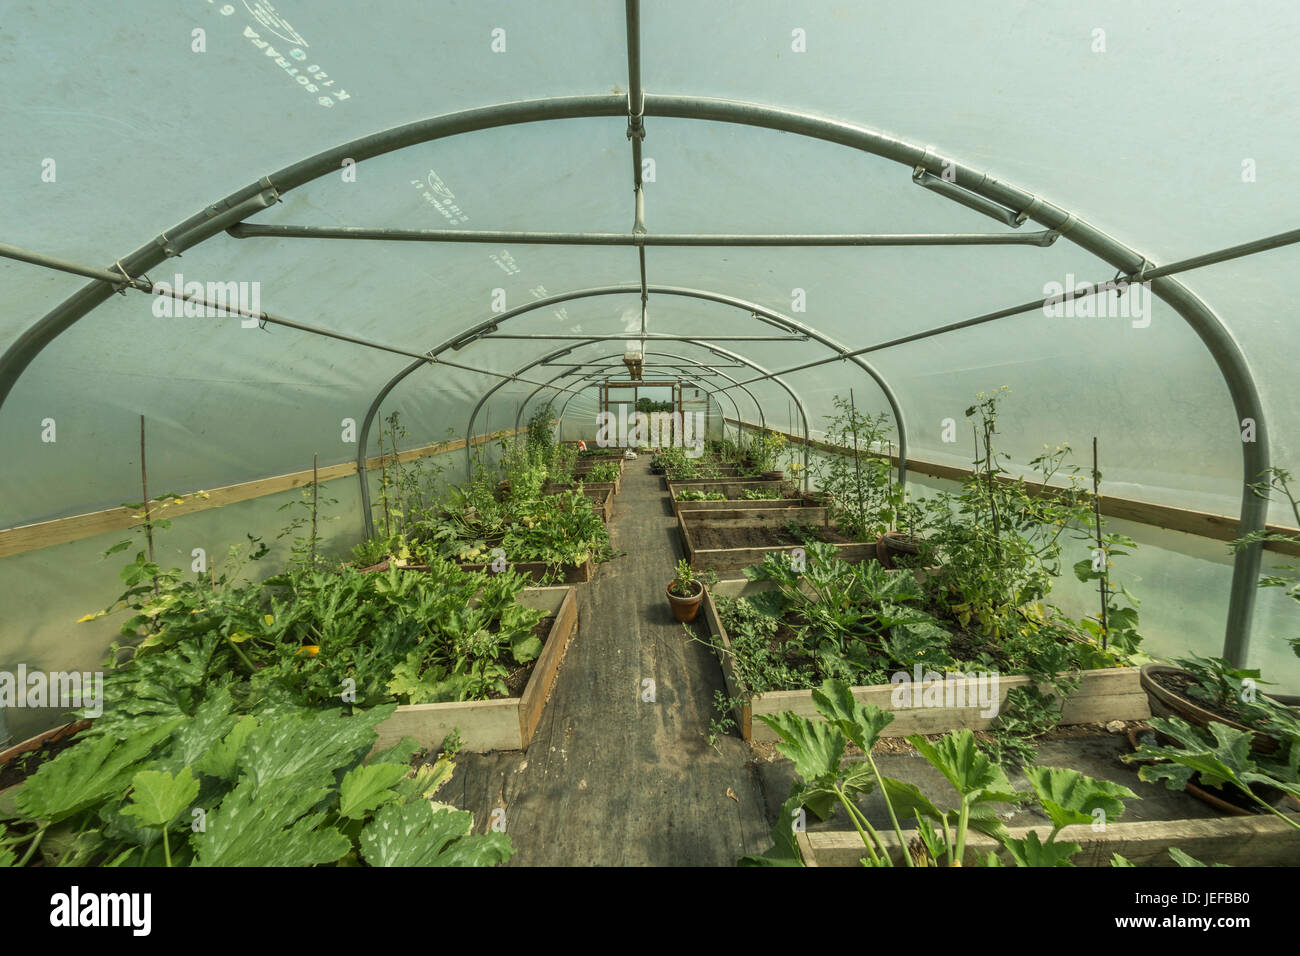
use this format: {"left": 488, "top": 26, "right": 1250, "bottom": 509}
{"left": 372, "top": 585, "right": 578, "bottom": 754}
{"left": 364, "top": 556, "right": 595, "bottom": 585}
{"left": 678, "top": 508, "right": 868, "bottom": 572}
{"left": 665, "top": 476, "right": 785, "bottom": 495}
{"left": 673, "top": 494, "right": 815, "bottom": 519}
{"left": 578, "top": 487, "right": 615, "bottom": 522}
{"left": 701, "top": 579, "right": 1150, "bottom": 741}
{"left": 795, "top": 812, "right": 1300, "bottom": 867}
{"left": 545, "top": 475, "right": 620, "bottom": 495}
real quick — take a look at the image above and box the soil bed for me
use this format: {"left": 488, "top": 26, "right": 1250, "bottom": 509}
{"left": 690, "top": 523, "right": 857, "bottom": 551}
{"left": 1150, "top": 669, "right": 1253, "bottom": 725}
{"left": 498, "top": 616, "right": 555, "bottom": 698}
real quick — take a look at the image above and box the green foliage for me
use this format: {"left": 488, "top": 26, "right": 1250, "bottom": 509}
{"left": 813, "top": 397, "right": 901, "bottom": 539}
{"left": 676, "top": 489, "right": 726, "bottom": 501}
{"left": 746, "top": 680, "right": 1141, "bottom": 867}
{"left": 359, "top": 800, "right": 513, "bottom": 867}
{"left": 526, "top": 402, "right": 557, "bottom": 464}
{"left": 416, "top": 487, "right": 611, "bottom": 573}
{"left": 750, "top": 428, "right": 788, "bottom": 473}
{"left": 1125, "top": 716, "right": 1300, "bottom": 830}
{"left": 918, "top": 389, "right": 1099, "bottom": 642}
{"left": 738, "top": 542, "right": 950, "bottom": 680}
{"left": 636, "top": 397, "right": 675, "bottom": 414}
{"left": 669, "top": 558, "right": 700, "bottom": 597}
{"left": 580, "top": 461, "right": 621, "bottom": 483}
{"left": 6, "top": 696, "right": 513, "bottom": 868}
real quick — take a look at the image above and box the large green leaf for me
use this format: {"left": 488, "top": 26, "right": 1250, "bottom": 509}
{"left": 756, "top": 712, "right": 845, "bottom": 783}
{"left": 120, "top": 767, "right": 199, "bottom": 829}
{"left": 338, "top": 763, "right": 408, "bottom": 820}
{"left": 1025, "top": 766, "right": 1137, "bottom": 831}
{"left": 1132, "top": 717, "right": 1300, "bottom": 801}
{"left": 193, "top": 715, "right": 259, "bottom": 781}
{"left": 152, "top": 688, "right": 238, "bottom": 774}
{"left": 1002, "top": 830, "right": 1079, "bottom": 867}
{"left": 907, "top": 730, "right": 1020, "bottom": 804}
{"left": 393, "top": 757, "right": 455, "bottom": 802}
{"left": 738, "top": 793, "right": 806, "bottom": 867}
{"left": 191, "top": 776, "right": 351, "bottom": 867}
{"left": 1169, "top": 847, "right": 1229, "bottom": 867}
{"left": 508, "top": 630, "right": 543, "bottom": 665}
{"left": 238, "top": 704, "right": 396, "bottom": 792}
{"left": 358, "top": 801, "right": 513, "bottom": 867}
{"left": 16, "top": 720, "right": 181, "bottom": 824}
{"left": 811, "top": 679, "right": 894, "bottom": 754}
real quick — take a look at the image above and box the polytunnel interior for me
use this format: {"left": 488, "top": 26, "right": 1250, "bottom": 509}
{"left": 1, "top": 0, "right": 1298, "bottom": 875}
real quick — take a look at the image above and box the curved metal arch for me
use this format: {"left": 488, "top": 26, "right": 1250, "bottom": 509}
{"left": 356, "top": 283, "right": 909, "bottom": 495}
{"left": 550, "top": 372, "right": 746, "bottom": 448}
{"left": 551, "top": 363, "right": 753, "bottom": 446}
{"left": 531, "top": 365, "right": 742, "bottom": 446}
{"left": 525, "top": 365, "right": 748, "bottom": 445}
{"left": 0, "top": 93, "right": 1264, "bottom": 661}
{"left": 513, "top": 349, "right": 770, "bottom": 439}
{"left": 458, "top": 339, "right": 811, "bottom": 503}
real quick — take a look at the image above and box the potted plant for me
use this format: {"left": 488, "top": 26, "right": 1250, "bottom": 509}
{"left": 666, "top": 558, "right": 705, "bottom": 622}
{"left": 1138, "top": 654, "right": 1294, "bottom": 754}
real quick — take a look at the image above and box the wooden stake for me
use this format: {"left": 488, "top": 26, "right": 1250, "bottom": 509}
{"left": 139, "top": 415, "right": 158, "bottom": 598}
{"left": 311, "top": 452, "right": 319, "bottom": 569}
{"left": 849, "top": 389, "right": 867, "bottom": 540}
{"left": 377, "top": 411, "right": 390, "bottom": 538}
{"left": 1093, "top": 436, "right": 1109, "bottom": 650}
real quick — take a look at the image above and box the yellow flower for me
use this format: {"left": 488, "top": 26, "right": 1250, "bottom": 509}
{"left": 172, "top": 498, "right": 185, "bottom": 505}
{"left": 297, "top": 645, "right": 320, "bottom": 657}
{"left": 264, "top": 614, "right": 275, "bottom": 626}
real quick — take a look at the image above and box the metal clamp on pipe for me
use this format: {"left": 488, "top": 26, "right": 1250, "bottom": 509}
{"left": 912, "top": 169, "right": 1025, "bottom": 229}
{"left": 626, "top": 90, "right": 646, "bottom": 142}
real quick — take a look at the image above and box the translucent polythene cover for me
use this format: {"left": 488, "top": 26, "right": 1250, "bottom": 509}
{"left": 1, "top": 0, "right": 1298, "bottom": 723}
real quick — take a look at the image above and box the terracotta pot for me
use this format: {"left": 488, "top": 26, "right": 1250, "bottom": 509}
{"left": 875, "top": 531, "right": 922, "bottom": 569}
{"left": 1139, "top": 663, "right": 1282, "bottom": 755}
{"left": 666, "top": 580, "right": 704, "bottom": 622}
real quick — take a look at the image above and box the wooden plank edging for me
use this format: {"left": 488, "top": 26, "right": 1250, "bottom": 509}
{"left": 698, "top": 588, "right": 1149, "bottom": 742}
{"left": 0, "top": 426, "right": 527, "bottom": 559}
{"left": 371, "top": 585, "right": 577, "bottom": 754}
{"left": 801, "top": 813, "right": 1300, "bottom": 867}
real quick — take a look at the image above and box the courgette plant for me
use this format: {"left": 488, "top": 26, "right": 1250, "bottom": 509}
{"left": 2, "top": 689, "right": 512, "bottom": 868}
{"left": 1125, "top": 715, "right": 1300, "bottom": 831}
{"left": 744, "top": 679, "right": 1139, "bottom": 867}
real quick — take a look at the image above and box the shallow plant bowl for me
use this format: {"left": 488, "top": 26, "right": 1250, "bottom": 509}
{"left": 1139, "top": 663, "right": 1282, "bottom": 755}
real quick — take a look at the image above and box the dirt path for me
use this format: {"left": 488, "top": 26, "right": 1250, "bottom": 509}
{"left": 445, "top": 455, "right": 773, "bottom": 866}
